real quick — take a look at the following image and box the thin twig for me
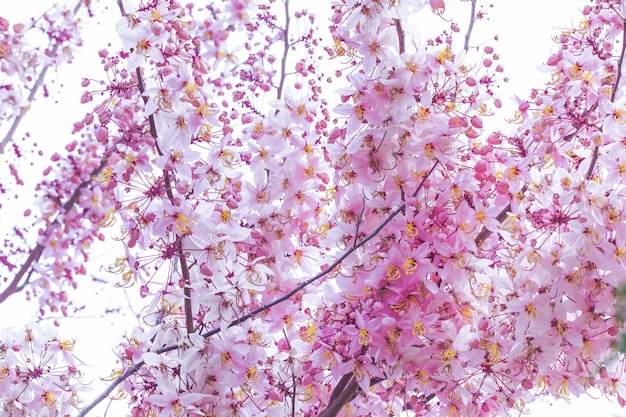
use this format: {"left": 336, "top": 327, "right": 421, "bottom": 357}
{"left": 77, "top": 161, "right": 440, "bottom": 416}
{"left": 0, "top": 244, "right": 44, "bottom": 304}
{"left": 282, "top": 328, "right": 297, "bottom": 416}
{"left": 351, "top": 197, "right": 367, "bottom": 248}
{"left": 193, "top": 161, "right": 439, "bottom": 341}
{"left": 177, "top": 241, "right": 195, "bottom": 333}
{"left": 476, "top": 17, "right": 624, "bottom": 243}
{"left": 586, "top": 15, "right": 626, "bottom": 180}
{"left": 117, "top": 0, "right": 127, "bottom": 16}
{"left": 474, "top": 185, "right": 527, "bottom": 246}
{"left": 394, "top": 18, "right": 405, "bottom": 55}
{"left": 474, "top": 205, "right": 509, "bottom": 246}
{"left": 562, "top": 102, "right": 598, "bottom": 142}
{"left": 122, "top": 0, "right": 191, "bottom": 334}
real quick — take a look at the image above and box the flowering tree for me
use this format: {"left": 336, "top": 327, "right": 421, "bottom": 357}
{"left": 2, "top": 0, "right": 626, "bottom": 415}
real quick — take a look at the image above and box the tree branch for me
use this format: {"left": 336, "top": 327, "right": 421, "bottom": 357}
{"left": 133, "top": 67, "right": 195, "bottom": 334}
{"left": 463, "top": 0, "right": 477, "bottom": 52}
{"left": 394, "top": 18, "right": 405, "bottom": 55}
{"left": 0, "top": 243, "right": 44, "bottom": 304}
{"left": 475, "top": 14, "right": 625, "bottom": 244}
{"left": 75, "top": 362, "right": 144, "bottom": 417}
{"left": 195, "top": 161, "right": 439, "bottom": 341}
{"left": 327, "top": 373, "right": 354, "bottom": 406}
{"left": 281, "top": 328, "right": 297, "bottom": 416}
{"left": 0, "top": 0, "right": 86, "bottom": 155}
{"left": 318, "top": 378, "right": 359, "bottom": 417}
{"left": 318, "top": 376, "right": 386, "bottom": 417}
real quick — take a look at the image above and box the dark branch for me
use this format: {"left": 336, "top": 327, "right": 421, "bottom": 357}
{"left": 0, "top": 157, "right": 107, "bottom": 304}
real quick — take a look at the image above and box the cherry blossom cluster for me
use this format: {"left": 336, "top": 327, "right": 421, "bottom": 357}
{"left": 3, "top": 0, "right": 626, "bottom": 416}
{"left": 0, "top": 1, "right": 103, "bottom": 318}
{"left": 305, "top": 0, "right": 626, "bottom": 415}
{"left": 0, "top": 3, "right": 83, "bottom": 148}
{"left": 0, "top": 324, "right": 84, "bottom": 416}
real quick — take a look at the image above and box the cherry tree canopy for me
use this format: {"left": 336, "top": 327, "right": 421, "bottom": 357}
{"left": 2, "top": 0, "right": 626, "bottom": 416}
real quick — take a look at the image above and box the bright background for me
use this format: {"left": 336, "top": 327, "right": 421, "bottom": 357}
{"left": 1, "top": 0, "right": 625, "bottom": 416}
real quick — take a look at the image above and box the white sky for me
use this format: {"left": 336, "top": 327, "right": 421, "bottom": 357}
{"left": 2, "top": 1, "right": 626, "bottom": 416}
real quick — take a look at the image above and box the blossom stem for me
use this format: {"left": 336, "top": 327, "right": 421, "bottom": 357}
{"left": 77, "top": 162, "right": 439, "bottom": 417}
{"left": 394, "top": 18, "right": 405, "bottom": 55}
{"left": 463, "top": 0, "right": 477, "bottom": 52}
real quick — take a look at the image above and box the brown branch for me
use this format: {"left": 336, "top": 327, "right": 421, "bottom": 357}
{"left": 194, "top": 161, "right": 439, "bottom": 341}
{"left": 318, "top": 379, "right": 359, "bottom": 417}
{"left": 281, "top": 328, "right": 297, "bottom": 417}
{"left": 0, "top": 244, "right": 44, "bottom": 304}
{"left": 318, "top": 376, "right": 386, "bottom": 417}
{"left": 474, "top": 205, "right": 508, "bottom": 246}
{"left": 474, "top": 46, "right": 610, "bottom": 245}
{"left": 0, "top": 0, "right": 86, "bottom": 155}
{"left": 562, "top": 102, "right": 598, "bottom": 143}
{"left": 120, "top": 0, "right": 190, "bottom": 331}
{"left": 0, "top": 157, "right": 107, "bottom": 304}
{"left": 75, "top": 362, "right": 144, "bottom": 417}
{"left": 291, "top": 370, "right": 297, "bottom": 416}
{"left": 117, "top": 0, "right": 127, "bottom": 16}
{"left": 327, "top": 373, "right": 354, "bottom": 405}
{"left": 474, "top": 185, "right": 527, "bottom": 246}
{"left": 474, "top": 57, "right": 605, "bottom": 246}
{"left": 119, "top": 0, "right": 193, "bottom": 333}
{"left": 177, "top": 241, "right": 195, "bottom": 333}
{"left": 77, "top": 161, "right": 440, "bottom": 416}
{"left": 394, "top": 18, "right": 405, "bottom": 55}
